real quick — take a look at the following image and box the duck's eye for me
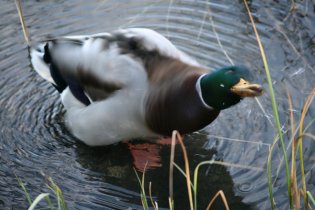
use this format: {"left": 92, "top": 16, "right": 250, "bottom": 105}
{"left": 225, "top": 70, "right": 234, "bottom": 75}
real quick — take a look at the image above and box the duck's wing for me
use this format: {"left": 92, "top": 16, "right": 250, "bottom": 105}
{"left": 31, "top": 33, "right": 124, "bottom": 106}
{"left": 114, "top": 28, "right": 200, "bottom": 66}
{"left": 30, "top": 28, "right": 200, "bottom": 106}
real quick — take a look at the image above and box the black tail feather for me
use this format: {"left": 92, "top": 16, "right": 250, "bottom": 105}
{"left": 43, "top": 43, "right": 51, "bottom": 63}
{"left": 49, "top": 64, "right": 67, "bottom": 93}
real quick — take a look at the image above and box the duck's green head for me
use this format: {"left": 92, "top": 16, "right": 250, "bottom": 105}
{"left": 200, "top": 66, "right": 262, "bottom": 110}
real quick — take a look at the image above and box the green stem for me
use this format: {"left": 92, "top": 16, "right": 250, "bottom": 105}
{"left": 193, "top": 161, "right": 210, "bottom": 210}
{"left": 243, "top": 1, "right": 292, "bottom": 209}
{"left": 298, "top": 137, "right": 308, "bottom": 209}
{"left": 298, "top": 88, "right": 315, "bottom": 209}
{"left": 16, "top": 176, "right": 33, "bottom": 205}
{"left": 307, "top": 191, "right": 315, "bottom": 207}
{"left": 267, "top": 137, "right": 279, "bottom": 210}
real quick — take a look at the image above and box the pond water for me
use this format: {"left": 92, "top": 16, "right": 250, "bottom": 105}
{"left": 1, "top": 0, "right": 314, "bottom": 209}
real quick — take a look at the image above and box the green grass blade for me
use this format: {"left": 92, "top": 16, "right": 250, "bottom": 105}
{"left": 168, "top": 197, "right": 174, "bottom": 210}
{"left": 134, "top": 168, "right": 149, "bottom": 210}
{"left": 28, "top": 193, "right": 50, "bottom": 210}
{"left": 307, "top": 191, "right": 315, "bottom": 207}
{"left": 44, "top": 196, "right": 54, "bottom": 210}
{"left": 298, "top": 137, "right": 308, "bottom": 209}
{"left": 169, "top": 131, "right": 177, "bottom": 202}
{"left": 267, "top": 136, "right": 279, "bottom": 210}
{"left": 243, "top": 1, "right": 292, "bottom": 209}
{"left": 301, "top": 133, "right": 315, "bottom": 141}
{"left": 297, "top": 88, "right": 315, "bottom": 209}
{"left": 303, "top": 118, "right": 315, "bottom": 133}
{"left": 149, "top": 182, "right": 158, "bottom": 210}
{"left": 47, "top": 177, "right": 66, "bottom": 210}
{"left": 173, "top": 163, "right": 194, "bottom": 189}
{"left": 193, "top": 161, "right": 213, "bottom": 210}
{"left": 16, "top": 176, "right": 33, "bottom": 205}
{"left": 173, "top": 163, "right": 187, "bottom": 179}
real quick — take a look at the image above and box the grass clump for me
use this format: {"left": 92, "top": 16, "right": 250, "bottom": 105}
{"left": 136, "top": 131, "right": 231, "bottom": 210}
{"left": 244, "top": 0, "right": 315, "bottom": 209}
{"left": 17, "top": 175, "right": 66, "bottom": 210}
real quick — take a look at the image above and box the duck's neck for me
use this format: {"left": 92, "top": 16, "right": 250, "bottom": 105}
{"left": 195, "top": 74, "right": 213, "bottom": 109}
{"left": 145, "top": 74, "right": 220, "bottom": 136}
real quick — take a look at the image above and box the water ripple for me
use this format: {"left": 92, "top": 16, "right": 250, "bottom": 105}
{"left": 1, "top": 0, "right": 314, "bottom": 209}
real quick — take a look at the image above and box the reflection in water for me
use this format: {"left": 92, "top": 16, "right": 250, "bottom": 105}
{"left": 74, "top": 135, "right": 254, "bottom": 210}
{"left": 0, "top": 0, "right": 314, "bottom": 209}
{"left": 127, "top": 137, "right": 179, "bottom": 172}
{"left": 128, "top": 141, "right": 163, "bottom": 172}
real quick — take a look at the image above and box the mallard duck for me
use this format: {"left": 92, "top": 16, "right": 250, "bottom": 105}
{"left": 31, "top": 28, "right": 262, "bottom": 146}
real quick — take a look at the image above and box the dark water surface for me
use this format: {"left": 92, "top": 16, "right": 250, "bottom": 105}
{"left": 1, "top": 0, "right": 315, "bottom": 209}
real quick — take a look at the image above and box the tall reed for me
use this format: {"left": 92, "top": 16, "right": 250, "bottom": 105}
{"left": 137, "top": 131, "right": 231, "bottom": 210}
{"left": 244, "top": 1, "right": 315, "bottom": 209}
